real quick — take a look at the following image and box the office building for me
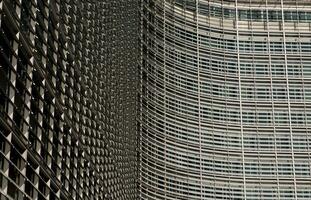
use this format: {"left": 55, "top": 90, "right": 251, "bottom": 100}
{"left": 0, "top": 0, "right": 138, "bottom": 200}
{"left": 140, "top": 0, "right": 311, "bottom": 199}
{"left": 2, "top": 0, "right": 311, "bottom": 199}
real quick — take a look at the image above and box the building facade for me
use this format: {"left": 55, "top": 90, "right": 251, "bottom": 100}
{"left": 0, "top": 0, "right": 138, "bottom": 200}
{"left": 140, "top": 0, "right": 311, "bottom": 199}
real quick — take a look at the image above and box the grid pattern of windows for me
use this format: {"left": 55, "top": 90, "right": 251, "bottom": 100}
{"left": 0, "top": 0, "right": 138, "bottom": 200}
{"left": 140, "top": 0, "right": 311, "bottom": 199}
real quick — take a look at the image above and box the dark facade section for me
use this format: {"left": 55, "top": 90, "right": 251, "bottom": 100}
{"left": 0, "top": 0, "right": 138, "bottom": 200}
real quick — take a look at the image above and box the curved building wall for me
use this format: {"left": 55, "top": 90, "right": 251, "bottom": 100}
{"left": 140, "top": 0, "right": 311, "bottom": 199}
{"left": 0, "top": 0, "right": 138, "bottom": 200}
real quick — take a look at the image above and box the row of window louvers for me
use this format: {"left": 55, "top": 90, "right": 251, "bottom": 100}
{"left": 140, "top": 1, "right": 311, "bottom": 199}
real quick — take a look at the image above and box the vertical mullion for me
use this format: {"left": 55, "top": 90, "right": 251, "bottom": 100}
{"left": 234, "top": 0, "right": 246, "bottom": 199}
{"left": 280, "top": 0, "right": 298, "bottom": 199}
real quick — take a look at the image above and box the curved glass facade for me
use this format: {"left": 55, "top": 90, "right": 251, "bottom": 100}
{"left": 140, "top": 0, "right": 311, "bottom": 199}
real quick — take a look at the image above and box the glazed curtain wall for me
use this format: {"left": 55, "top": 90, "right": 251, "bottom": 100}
{"left": 0, "top": 0, "right": 138, "bottom": 200}
{"left": 140, "top": 0, "right": 311, "bottom": 199}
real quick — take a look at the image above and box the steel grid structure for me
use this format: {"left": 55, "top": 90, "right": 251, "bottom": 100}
{"left": 0, "top": 0, "right": 138, "bottom": 200}
{"left": 140, "top": 0, "right": 311, "bottom": 199}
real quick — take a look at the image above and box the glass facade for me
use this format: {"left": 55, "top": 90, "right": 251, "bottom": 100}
{"left": 140, "top": 0, "right": 311, "bottom": 199}
{"left": 0, "top": 0, "right": 138, "bottom": 200}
